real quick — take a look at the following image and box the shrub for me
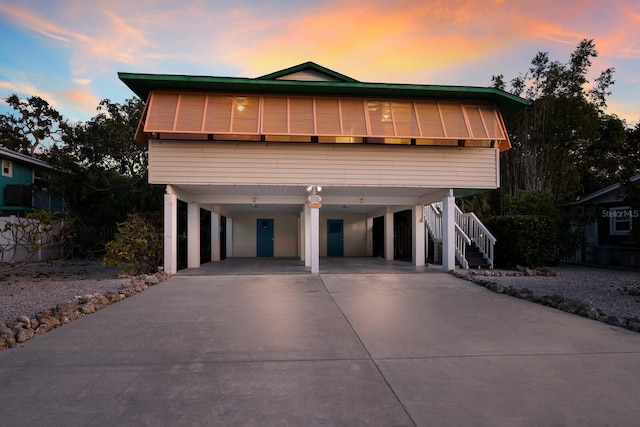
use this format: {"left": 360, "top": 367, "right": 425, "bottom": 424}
{"left": 502, "top": 191, "right": 560, "bottom": 217}
{"left": 483, "top": 215, "right": 557, "bottom": 268}
{"left": 102, "top": 212, "right": 162, "bottom": 274}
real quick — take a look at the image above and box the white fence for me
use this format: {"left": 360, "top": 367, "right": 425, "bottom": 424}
{"left": 0, "top": 216, "right": 64, "bottom": 264}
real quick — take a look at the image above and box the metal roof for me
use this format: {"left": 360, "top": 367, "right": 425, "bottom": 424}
{"left": 118, "top": 63, "right": 531, "bottom": 117}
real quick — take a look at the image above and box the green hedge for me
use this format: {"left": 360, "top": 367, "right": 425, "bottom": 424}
{"left": 483, "top": 215, "right": 557, "bottom": 268}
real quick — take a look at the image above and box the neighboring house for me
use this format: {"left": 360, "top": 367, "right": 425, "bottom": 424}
{"left": 1, "top": 145, "right": 64, "bottom": 263}
{"left": 119, "top": 62, "right": 529, "bottom": 274}
{"left": 570, "top": 174, "right": 640, "bottom": 267}
{"left": 0, "top": 145, "right": 63, "bottom": 215}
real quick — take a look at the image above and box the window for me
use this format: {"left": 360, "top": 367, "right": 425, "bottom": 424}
{"left": 609, "top": 207, "right": 635, "bottom": 235}
{"left": 2, "top": 159, "right": 12, "bottom": 177}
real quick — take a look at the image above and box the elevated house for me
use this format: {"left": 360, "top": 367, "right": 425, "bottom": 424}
{"left": 119, "top": 62, "right": 529, "bottom": 274}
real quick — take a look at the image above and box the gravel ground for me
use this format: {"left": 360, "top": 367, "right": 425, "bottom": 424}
{"left": 465, "top": 265, "right": 640, "bottom": 319}
{"left": 0, "top": 259, "right": 132, "bottom": 325}
{"left": 1, "top": 260, "right": 639, "bottom": 327}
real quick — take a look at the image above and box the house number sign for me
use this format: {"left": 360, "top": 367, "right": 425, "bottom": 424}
{"left": 308, "top": 194, "right": 322, "bottom": 208}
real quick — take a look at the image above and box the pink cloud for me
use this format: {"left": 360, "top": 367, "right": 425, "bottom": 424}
{"left": 2, "top": 0, "right": 638, "bottom": 122}
{"left": 221, "top": 0, "right": 515, "bottom": 82}
{"left": 0, "top": 2, "right": 88, "bottom": 43}
{"left": 60, "top": 87, "right": 100, "bottom": 115}
{"left": 214, "top": 0, "right": 638, "bottom": 76}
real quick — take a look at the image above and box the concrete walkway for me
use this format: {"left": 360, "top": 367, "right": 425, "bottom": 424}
{"left": 1, "top": 271, "right": 640, "bottom": 426}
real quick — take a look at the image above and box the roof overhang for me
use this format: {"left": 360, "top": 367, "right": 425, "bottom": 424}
{"left": 570, "top": 174, "right": 640, "bottom": 205}
{"left": 0, "top": 146, "right": 53, "bottom": 170}
{"left": 118, "top": 72, "right": 531, "bottom": 118}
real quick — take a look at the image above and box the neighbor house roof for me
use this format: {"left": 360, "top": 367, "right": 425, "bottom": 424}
{"left": 118, "top": 62, "right": 531, "bottom": 117}
{"left": 571, "top": 174, "right": 640, "bottom": 205}
{"left": 0, "top": 146, "right": 52, "bottom": 170}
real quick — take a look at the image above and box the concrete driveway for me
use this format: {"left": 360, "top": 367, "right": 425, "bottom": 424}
{"left": 1, "top": 271, "right": 640, "bottom": 426}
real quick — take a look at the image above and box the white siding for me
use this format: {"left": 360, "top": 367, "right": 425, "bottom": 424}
{"left": 232, "top": 212, "right": 299, "bottom": 257}
{"left": 232, "top": 213, "right": 255, "bottom": 257}
{"left": 231, "top": 212, "right": 367, "bottom": 258}
{"left": 275, "top": 70, "right": 342, "bottom": 81}
{"left": 149, "top": 141, "right": 498, "bottom": 189}
{"left": 274, "top": 213, "right": 299, "bottom": 257}
{"left": 319, "top": 213, "right": 368, "bottom": 257}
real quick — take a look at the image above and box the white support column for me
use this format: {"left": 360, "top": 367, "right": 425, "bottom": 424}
{"left": 304, "top": 205, "right": 311, "bottom": 267}
{"left": 187, "top": 202, "right": 200, "bottom": 269}
{"left": 385, "top": 210, "right": 394, "bottom": 261}
{"left": 163, "top": 188, "right": 177, "bottom": 275}
{"left": 310, "top": 206, "right": 320, "bottom": 274}
{"left": 442, "top": 192, "right": 456, "bottom": 272}
{"left": 211, "top": 212, "right": 220, "bottom": 262}
{"left": 412, "top": 204, "right": 425, "bottom": 267}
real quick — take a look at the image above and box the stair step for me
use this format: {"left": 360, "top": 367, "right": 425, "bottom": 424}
{"left": 465, "top": 244, "right": 490, "bottom": 268}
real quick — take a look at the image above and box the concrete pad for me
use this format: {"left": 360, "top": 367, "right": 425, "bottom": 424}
{"left": 321, "top": 273, "right": 640, "bottom": 426}
{"left": 1, "top": 361, "right": 411, "bottom": 426}
{"left": 2, "top": 271, "right": 640, "bottom": 426}
{"left": 321, "top": 273, "right": 640, "bottom": 358}
{"left": 378, "top": 353, "right": 640, "bottom": 426}
{"left": 1, "top": 275, "right": 368, "bottom": 366}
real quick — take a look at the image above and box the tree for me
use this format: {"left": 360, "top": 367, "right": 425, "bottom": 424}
{"left": 0, "top": 94, "right": 70, "bottom": 156}
{"left": 0, "top": 93, "right": 162, "bottom": 258}
{"left": 42, "top": 97, "right": 163, "bottom": 228}
{"left": 574, "top": 113, "right": 628, "bottom": 195}
{"left": 67, "top": 98, "right": 148, "bottom": 179}
{"left": 621, "top": 122, "right": 640, "bottom": 179}
{"left": 494, "top": 39, "right": 617, "bottom": 204}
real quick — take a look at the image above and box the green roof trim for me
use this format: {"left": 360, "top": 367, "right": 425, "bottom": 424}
{"left": 256, "top": 61, "right": 359, "bottom": 82}
{"left": 118, "top": 65, "right": 530, "bottom": 117}
{"left": 454, "top": 188, "right": 491, "bottom": 198}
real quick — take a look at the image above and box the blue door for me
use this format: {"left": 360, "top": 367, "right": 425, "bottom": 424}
{"left": 257, "top": 219, "right": 274, "bottom": 257}
{"left": 327, "top": 219, "right": 344, "bottom": 257}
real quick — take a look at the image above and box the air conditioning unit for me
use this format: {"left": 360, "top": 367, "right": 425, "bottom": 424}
{"left": 5, "top": 184, "right": 32, "bottom": 207}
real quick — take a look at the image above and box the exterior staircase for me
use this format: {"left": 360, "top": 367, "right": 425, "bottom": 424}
{"left": 424, "top": 202, "right": 495, "bottom": 269}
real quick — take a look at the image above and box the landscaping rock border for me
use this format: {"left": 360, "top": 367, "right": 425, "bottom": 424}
{"left": 0, "top": 271, "right": 169, "bottom": 352}
{"left": 451, "top": 269, "right": 640, "bottom": 333}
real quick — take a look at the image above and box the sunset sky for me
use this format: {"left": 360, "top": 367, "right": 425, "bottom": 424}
{"left": 0, "top": 0, "right": 638, "bottom": 125}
